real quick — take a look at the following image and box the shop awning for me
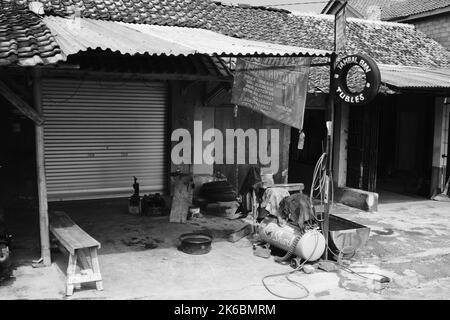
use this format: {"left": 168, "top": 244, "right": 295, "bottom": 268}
{"left": 379, "top": 64, "right": 450, "bottom": 93}
{"left": 43, "top": 16, "right": 331, "bottom": 58}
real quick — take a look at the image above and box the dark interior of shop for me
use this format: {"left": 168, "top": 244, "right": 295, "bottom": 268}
{"left": 288, "top": 109, "right": 327, "bottom": 194}
{"left": 377, "top": 95, "right": 435, "bottom": 198}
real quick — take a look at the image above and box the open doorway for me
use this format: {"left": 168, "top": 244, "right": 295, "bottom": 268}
{"left": 376, "top": 95, "right": 434, "bottom": 200}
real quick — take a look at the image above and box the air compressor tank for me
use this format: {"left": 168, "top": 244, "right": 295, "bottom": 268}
{"left": 259, "top": 217, "right": 325, "bottom": 261}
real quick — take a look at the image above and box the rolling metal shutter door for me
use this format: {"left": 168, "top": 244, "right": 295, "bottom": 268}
{"left": 42, "top": 79, "right": 168, "bottom": 201}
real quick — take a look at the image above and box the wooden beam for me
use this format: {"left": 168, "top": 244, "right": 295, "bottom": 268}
{"left": 0, "top": 79, "right": 44, "bottom": 125}
{"left": 310, "top": 62, "right": 332, "bottom": 67}
{"left": 40, "top": 68, "right": 233, "bottom": 83}
{"left": 33, "top": 68, "right": 51, "bottom": 266}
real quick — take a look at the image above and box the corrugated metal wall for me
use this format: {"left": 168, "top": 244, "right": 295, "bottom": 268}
{"left": 42, "top": 79, "right": 168, "bottom": 201}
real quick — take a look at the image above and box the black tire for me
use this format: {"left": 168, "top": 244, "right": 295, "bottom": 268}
{"left": 199, "top": 181, "right": 238, "bottom": 202}
{"left": 200, "top": 181, "right": 234, "bottom": 193}
{"left": 204, "top": 192, "right": 238, "bottom": 202}
{"left": 334, "top": 54, "right": 381, "bottom": 106}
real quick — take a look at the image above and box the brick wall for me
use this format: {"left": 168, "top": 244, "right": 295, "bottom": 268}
{"left": 411, "top": 12, "right": 450, "bottom": 51}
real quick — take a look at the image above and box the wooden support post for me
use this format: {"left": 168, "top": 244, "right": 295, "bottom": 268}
{"left": 33, "top": 68, "right": 51, "bottom": 266}
{"left": 431, "top": 97, "right": 449, "bottom": 196}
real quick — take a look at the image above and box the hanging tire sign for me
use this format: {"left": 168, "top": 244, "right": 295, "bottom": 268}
{"left": 334, "top": 54, "right": 381, "bottom": 106}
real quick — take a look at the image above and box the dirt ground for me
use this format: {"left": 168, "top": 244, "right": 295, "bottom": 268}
{"left": 0, "top": 193, "right": 449, "bottom": 300}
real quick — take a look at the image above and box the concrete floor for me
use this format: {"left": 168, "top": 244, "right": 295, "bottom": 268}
{"left": 0, "top": 195, "right": 449, "bottom": 300}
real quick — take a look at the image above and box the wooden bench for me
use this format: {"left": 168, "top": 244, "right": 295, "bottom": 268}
{"left": 49, "top": 211, "right": 103, "bottom": 296}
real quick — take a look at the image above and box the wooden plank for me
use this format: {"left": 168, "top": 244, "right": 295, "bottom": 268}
{"left": 169, "top": 174, "right": 194, "bottom": 223}
{"left": 49, "top": 228, "right": 100, "bottom": 255}
{"left": 49, "top": 211, "right": 100, "bottom": 254}
{"left": 0, "top": 79, "right": 44, "bottom": 125}
{"left": 33, "top": 69, "right": 51, "bottom": 266}
{"left": 41, "top": 68, "right": 232, "bottom": 83}
{"left": 68, "top": 272, "right": 102, "bottom": 285}
{"left": 271, "top": 183, "right": 304, "bottom": 192}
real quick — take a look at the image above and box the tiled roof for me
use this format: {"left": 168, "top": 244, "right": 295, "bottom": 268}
{"left": 16, "top": 0, "right": 220, "bottom": 26}
{"left": 383, "top": 0, "right": 450, "bottom": 20}
{"left": 0, "top": 4, "right": 64, "bottom": 66}
{"left": 1, "top": 0, "right": 449, "bottom": 71}
{"left": 348, "top": 0, "right": 396, "bottom": 15}
{"left": 327, "top": 0, "right": 402, "bottom": 19}
{"left": 210, "top": 9, "right": 450, "bottom": 68}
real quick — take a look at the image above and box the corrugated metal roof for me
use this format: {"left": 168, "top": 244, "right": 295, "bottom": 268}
{"left": 43, "top": 16, "right": 331, "bottom": 58}
{"left": 65, "top": 50, "right": 233, "bottom": 79}
{"left": 379, "top": 64, "right": 450, "bottom": 90}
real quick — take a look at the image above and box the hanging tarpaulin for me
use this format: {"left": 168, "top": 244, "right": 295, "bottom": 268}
{"left": 231, "top": 57, "right": 312, "bottom": 130}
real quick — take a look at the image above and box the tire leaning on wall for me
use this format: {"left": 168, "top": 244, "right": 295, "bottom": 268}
{"left": 334, "top": 54, "right": 381, "bottom": 106}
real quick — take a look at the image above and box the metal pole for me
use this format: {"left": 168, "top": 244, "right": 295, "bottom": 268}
{"left": 322, "top": 53, "right": 337, "bottom": 260}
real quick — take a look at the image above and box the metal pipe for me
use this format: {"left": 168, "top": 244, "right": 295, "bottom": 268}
{"left": 322, "top": 52, "right": 337, "bottom": 260}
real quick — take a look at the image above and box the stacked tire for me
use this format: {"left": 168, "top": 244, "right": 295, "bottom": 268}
{"left": 199, "top": 181, "right": 238, "bottom": 202}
